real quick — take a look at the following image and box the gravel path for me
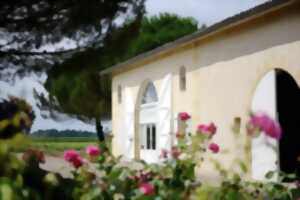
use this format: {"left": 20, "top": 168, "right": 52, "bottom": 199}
{"left": 39, "top": 155, "right": 74, "bottom": 178}
{"left": 39, "top": 155, "right": 145, "bottom": 179}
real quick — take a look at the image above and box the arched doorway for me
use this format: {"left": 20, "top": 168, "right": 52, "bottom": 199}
{"left": 276, "top": 70, "right": 300, "bottom": 177}
{"left": 137, "top": 81, "right": 160, "bottom": 163}
{"left": 251, "top": 69, "right": 300, "bottom": 180}
{"left": 134, "top": 75, "right": 172, "bottom": 163}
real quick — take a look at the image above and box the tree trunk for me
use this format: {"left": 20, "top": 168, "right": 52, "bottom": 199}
{"left": 96, "top": 117, "right": 105, "bottom": 142}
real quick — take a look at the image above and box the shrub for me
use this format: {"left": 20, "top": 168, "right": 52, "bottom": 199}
{"left": 0, "top": 96, "right": 35, "bottom": 138}
{"left": 0, "top": 101, "right": 299, "bottom": 200}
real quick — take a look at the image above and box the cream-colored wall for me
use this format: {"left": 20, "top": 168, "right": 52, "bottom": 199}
{"left": 111, "top": 5, "right": 300, "bottom": 180}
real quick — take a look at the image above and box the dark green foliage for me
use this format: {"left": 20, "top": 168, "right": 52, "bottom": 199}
{"left": 22, "top": 149, "right": 73, "bottom": 199}
{"left": 45, "top": 69, "right": 111, "bottom": 141}
{"left": 124, "top": 13, "right": 200, "bottom": 59}
{"left": 0, "top": 97, "right": 76, "bottom": 199}
{"left": 0, "top": 0, "right": 146, "bottom": 71}
{"left": 0, "top": 0, "right": 137, "bottom": 36}
{"left": 0, "top": 96, "right": 35, "bottom": 138}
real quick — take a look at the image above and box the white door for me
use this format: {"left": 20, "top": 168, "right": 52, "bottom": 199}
{"left": 138, "top": 75, "right": 172, "bottom": 163}
{"left": 139, "top": 103, "right": 159, "bottom": 163}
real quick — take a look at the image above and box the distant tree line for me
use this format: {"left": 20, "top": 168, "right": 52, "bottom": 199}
{"left": 31, "top": 129, "right": 97, "bottom": 138}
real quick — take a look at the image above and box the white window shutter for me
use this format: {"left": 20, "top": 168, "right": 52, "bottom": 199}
{"left": 121, "top": 87, "right": 135, "bottom": 159}
{"left": 158, "top": 74, "right": 172, "bottom": 152}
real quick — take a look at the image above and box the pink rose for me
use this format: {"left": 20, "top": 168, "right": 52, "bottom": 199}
{"left": 64, "top": 149, "right": 83, "bottom": 168}
{"left": 72, "top": 156, "right": 84, "bottom": 168}
{"left": 86, "top": 145, "right": 101, "bottom": 156}
{"left": 197, "top": 122, "right": 217, "bottom": 136}
{"left": 208, "top": 123, "right": 217, "bottom": 134}
{"left": 208, "top": 143, "right": 220, "bottom": 153}
{"left": 139, "top": 183, "right": 155, "bottom": 195}
{"left": 64, "top": 149, "right": 79, "bottom": 161}
{"left": 178, "top": 112, "right": 191, "bottom": 121}
{"left": 248, "top": 112, "right": 282, "bottom": 140}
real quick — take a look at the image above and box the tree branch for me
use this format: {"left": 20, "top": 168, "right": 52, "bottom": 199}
{"left": 0, "top": 31, "right": 106, "bottom": 57}
{"left": 0, "top": 47, "right": 83, "bottom": 56}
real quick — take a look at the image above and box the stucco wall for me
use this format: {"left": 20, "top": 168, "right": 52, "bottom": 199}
{"left": 111, "top": 4, "right": 300, "bottom": 180}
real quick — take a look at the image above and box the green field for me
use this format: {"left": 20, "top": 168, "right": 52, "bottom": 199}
{"left": 29, "top": 137, "right": 99, "bottom": 156}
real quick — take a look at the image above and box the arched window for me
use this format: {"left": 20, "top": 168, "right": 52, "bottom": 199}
{"left": 141, "top": 82, "right": 158, "bottom": 105}
{"left": 179, "top": 66, "right": 186, "bottom": 91}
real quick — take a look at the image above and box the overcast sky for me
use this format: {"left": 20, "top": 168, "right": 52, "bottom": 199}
{"left": 146, "top": 0, "right": 269, "bottom": 26}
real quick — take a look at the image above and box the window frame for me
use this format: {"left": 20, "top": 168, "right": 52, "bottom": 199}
{"left": 140, "top": 123, "right": 157, "bottom": 150}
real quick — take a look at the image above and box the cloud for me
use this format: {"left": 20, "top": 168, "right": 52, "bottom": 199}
{"left": 146, "top": 0, "right": 269, "bottom": 25}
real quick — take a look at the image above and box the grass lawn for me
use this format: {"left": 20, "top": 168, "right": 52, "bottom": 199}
{"left": 28, "top": 137, "right": 99, "bottom": 156}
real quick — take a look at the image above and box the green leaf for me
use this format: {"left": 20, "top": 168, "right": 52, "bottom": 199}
{"left": 238, "top": 161, "right": 248, "bottom": 174}
{"left": 0, "top": 183, "right": 13, "bottom": 200}
{"left": 265, "top": 171, "right": 275, "bottom": 179}
{"left": 225, "top": 190, "right": 240, "bottom": 200}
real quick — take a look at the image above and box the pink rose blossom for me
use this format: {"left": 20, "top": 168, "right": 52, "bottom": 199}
{"left": 86, "top": 145, "right": 101, "bottom": 156}
{"left": 64, "top": 149, "right": 83, "bottom": 168}
{"left": 208, "top": 143, "right": 220, "bottom": 153}
{"left": 197, "top": 122, "right": 217, "bottom": 136}
{"left": 139, "top": 183, "right": 155, "bottom": 195}
{"left": 64, "top": 149, "right": 79, "bottom": 161}
{"left": 178, "top": 112, "right": 191, "bottom": 121}
{"left": 72, "top": 156, "right": 84, "bottom": 168}
{"left": 248, "top": 112, "right": 282, "bottom": 140}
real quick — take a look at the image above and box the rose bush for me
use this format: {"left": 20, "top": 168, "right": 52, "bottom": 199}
{"left": 197, "top": 122, "right": 217, "bottom": 136}
{"left": 0, "top": 99, "right": 300, "bottom": 200}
